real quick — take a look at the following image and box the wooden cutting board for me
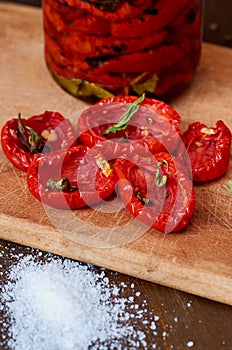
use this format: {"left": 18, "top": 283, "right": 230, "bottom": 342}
{"left": 1, "top": 3, "right": 232, "bottom": 305}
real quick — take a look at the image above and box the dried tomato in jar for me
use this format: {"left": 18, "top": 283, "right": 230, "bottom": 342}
{"left": 43, "top": 0, "right": 203, "bottom": 102}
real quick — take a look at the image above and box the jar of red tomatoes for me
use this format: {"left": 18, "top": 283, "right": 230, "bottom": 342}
{"left": 43, "top": 0, "right": 203, "bottom": 102}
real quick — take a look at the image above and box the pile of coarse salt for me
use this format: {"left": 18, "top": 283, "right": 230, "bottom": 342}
{"left": 0, "top": 248, "right": 158, "bottom": 350}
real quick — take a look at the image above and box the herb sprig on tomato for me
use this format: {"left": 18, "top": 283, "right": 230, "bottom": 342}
{"left": 27, "top": 145, "right": 118, "bottom": 209}
{"left": 1, "top": 96, "right": 231, "bottom": 234}
{"left": 114, "top": 151, "right": 196, "bottom": 233}
{"left": 77, "top": 95, "right": 182, "bottom": 157}
{"left": 1, "top": 111, "right": 76, "bottom": 172}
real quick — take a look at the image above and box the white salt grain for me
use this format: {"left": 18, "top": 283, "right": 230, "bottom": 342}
{"left": 150, "top": 321, "right": 156, "bottom": 330}
{"left": 142, "top": 320, "right": 149, "bottom": 325}
{"left": 187, "top": 340, "right": 195, "bottom": 347}
{"left": 0, "top": 253, "right": 158, "bottom": 350}
{"left": 120, "top": 282, "right": 127, "bottom": 287}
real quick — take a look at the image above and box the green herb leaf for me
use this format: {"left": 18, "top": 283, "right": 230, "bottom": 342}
{"left": 155, "top": 160, "right": 168, "bottom": 187}
{"left": 224, "top": 180, "right": 232, "bottom": 195}
{"left": 132, "top": 74, "right": 159, "bottom": 95}
{"left": 134, "top": 191, "right": 153, "bottom": 207}
{"left": 18, "top": 113, "right": 45, "bottom": 154}
{"left": 46, "top": 177, "right": 78, "bottom": 192}
{"left": 104, "top": 93, "right": 145, "bottom": 135}
{"left": 51, "top": 73, "right": 114, "bottom": 101}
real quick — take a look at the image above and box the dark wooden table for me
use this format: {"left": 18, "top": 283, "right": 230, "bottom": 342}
{"left": 1, "top": 240, "right": 232, "bottom": 350}
{"left": 0, "top": 2, "right": 232, "bottom": 349}
{"left": 1, "top": 239, "right": 232, "bottom": 350}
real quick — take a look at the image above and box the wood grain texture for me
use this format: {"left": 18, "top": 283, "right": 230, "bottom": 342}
{"left": 0, "top": 3, "right": 232, "bottom": 305}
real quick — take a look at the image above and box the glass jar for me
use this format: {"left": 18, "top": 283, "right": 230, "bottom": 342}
{"left": 42, "top": 0, "right": 203, "bottom": 102}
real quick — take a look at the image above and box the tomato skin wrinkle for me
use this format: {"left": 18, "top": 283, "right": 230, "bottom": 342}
{"left": 182, "top": 120, "right": 232, "bottom": 182}
{"left": 27, "top": 145, "right": 118, "bottom": 209}
{"left": 114, "top": 151, "right": 196, "bottom": 233}
{"left": 1, "top": 111, "right": 76, "bottom": 172}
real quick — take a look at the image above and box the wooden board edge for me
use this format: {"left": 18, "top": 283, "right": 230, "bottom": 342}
{"left": 1, "top": 213, "right": 232, "bottom": 306}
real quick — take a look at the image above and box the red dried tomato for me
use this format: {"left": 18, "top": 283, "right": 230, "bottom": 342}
{"left": 1, "top": 111, "right": 76, "bottom": 172}
{"left": 43, "top": 0, "right": 110, "bottom": 36}
{"left": 114, "top": 151, "right": 196, "bottom": 233}
{"left": 43, "top": 11, "right": 168, "bottom": 58}
{"left": 182, "top": 120, "right": 231, "bottom": 182}
{"left": 57, "top": 27, "right": 167, "bottom": 57}
{"left": 63, "top": 0, "right": 151, "bottom": 21}
{"left": 88, "top": 39, "right": 193, "bottom": 75}
{"left": 27, "top": 145, "right": 118, "bottom": 209}
{"left": 77, "top": 95, "right": 182, "bottom": 157}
